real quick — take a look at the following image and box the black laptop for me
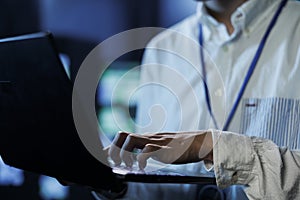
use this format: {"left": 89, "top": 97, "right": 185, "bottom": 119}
{"left": 0, "top": 32, "right": 215, "bottom": 192}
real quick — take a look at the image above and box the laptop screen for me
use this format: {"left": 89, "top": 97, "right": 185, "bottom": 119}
{"left": 0, "top": 32, "right": 116, "bottom": 189}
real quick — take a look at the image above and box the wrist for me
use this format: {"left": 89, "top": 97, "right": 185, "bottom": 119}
{"left": 198, "top": 131, "right": 213, "bottom": 162}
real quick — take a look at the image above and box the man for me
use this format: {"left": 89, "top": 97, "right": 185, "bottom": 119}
{"left": 109, "top": 0, "right": 300, "bottom": 199}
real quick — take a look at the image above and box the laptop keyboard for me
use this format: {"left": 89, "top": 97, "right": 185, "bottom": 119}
{"left": 112, "top": 165, "right": 185, "bottom": 176}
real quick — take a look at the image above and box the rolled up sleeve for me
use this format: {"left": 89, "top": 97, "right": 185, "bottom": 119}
{"left": 211, "top": 130, "right": 300, "bottom": 200}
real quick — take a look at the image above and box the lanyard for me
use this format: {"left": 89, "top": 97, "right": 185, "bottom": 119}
{"left": 199, "top": 0, "right": 288, "bottom": 131}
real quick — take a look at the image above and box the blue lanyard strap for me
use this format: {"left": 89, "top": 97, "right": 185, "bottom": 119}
{"left": 199, "top": 24, "right": 220, "bottom": 129}
{"left": 199, "top": 0, "right": 288, "bottom": 131}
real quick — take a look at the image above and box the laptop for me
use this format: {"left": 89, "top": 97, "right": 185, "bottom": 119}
{"left": 0, "top": 32, "right": 215, "bottom": 191}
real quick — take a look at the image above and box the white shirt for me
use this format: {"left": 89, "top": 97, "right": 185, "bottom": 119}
{"left": 126, "top": 0, "right": 300, "bottom": 199}
{"left": 137, "top": 0, "right": 300, "bottom": 150}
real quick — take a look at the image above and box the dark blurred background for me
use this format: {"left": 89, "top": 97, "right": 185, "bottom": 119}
{"left": 0, "top": 0, "right": 196, "bottom": 199}
{"left": 0, "top": 0, "right": 197, "bottom": 81}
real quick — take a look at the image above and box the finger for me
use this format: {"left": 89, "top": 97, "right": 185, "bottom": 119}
{"left": 137, "top": 144, "right": 170, "bottom": 170}
{"left": 147, "top": 131, "right": 199, "bottom": 137}
{"left": 109, "top": 132, "right": 129, "bottom": 166}
{"left": 120, "top": 134, "right": 153, "bottom": 167}
{"left": 136, "top": 144, "right": 162, "bottom": 170}
{"left": 103, "top": 146, "right": 109, "bottom": 158}
{"left": 146, "top": 132, "right": 175, "bottom": 138}
{"left": 141, "top": 133, "right": 174, "bottom": 145}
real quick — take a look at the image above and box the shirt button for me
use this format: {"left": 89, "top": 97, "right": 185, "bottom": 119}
{"left": 222, "top": 45, "right": 228, "bottom": 52}
{"left": 214, "top": 88, "right": 223, "bottom": 97}
{"left": 245, "top": 28, "right": 250, "bottom": 37}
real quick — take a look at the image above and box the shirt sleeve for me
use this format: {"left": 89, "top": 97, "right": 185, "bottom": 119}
{"left": 211, "top": 130, "right": 300, "bottom": 200}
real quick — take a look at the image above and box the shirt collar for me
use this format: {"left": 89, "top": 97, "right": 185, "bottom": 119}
{"left": 196, "top": 0, "right": 281, "bottom": 37}
{"left": 234, "top": 0, "right": 280, "bottom": 30}
{"left": 196, "top": 3, "right": 215, "bottom": 41}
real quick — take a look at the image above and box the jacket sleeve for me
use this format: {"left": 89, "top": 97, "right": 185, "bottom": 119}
{"left": 211, "top": 130, "right": 300, "bottom": 200}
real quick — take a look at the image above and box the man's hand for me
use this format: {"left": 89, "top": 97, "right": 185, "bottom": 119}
{"left": 108, "top": 131, "right": 213, "bottom": 170}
